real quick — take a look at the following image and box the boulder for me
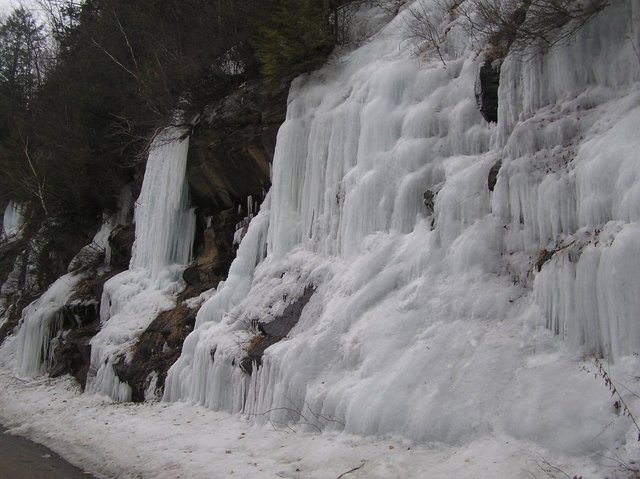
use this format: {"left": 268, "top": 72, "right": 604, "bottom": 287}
{"left": 108, "top": 224, "right": 135, "bottom": 269}
{"left": 67, "top": 242, "right": 105, "bottom": 273}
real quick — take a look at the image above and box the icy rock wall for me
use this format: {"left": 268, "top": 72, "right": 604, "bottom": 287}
{"left": 15, "top": 273, "right": 82, "bottom": 375}
{"left": 165, "top": 194, "right": 271, "bottom": 406}
{"left": 166, "top": 0, "right": 639, "bottom": 453}
{"left": 86, "top": 129, "right": 195, "bottom": 401}
{"left": 493, "top": 0, "right": 640, "bottom": 357}
{"left": 0, "top": 201, "right": 27, "bottom": 331}
{"left": 13, "top": 215, "right": 121, "bottom": 376}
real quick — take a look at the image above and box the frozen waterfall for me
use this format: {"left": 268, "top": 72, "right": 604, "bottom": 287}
{"left": 13, "top": 217, "right": 117, "bottom": 377}
{"left": 15, "top": 273, "right": 83, "bottom": 375}
{"left": 164, "top": 0, "right": 640, "bottom": 454}
{"left": 130, "top": 130, "right": 195, "bottom": 279}
{"left": 85, "top": 128, "right": 195, "bottom": 401}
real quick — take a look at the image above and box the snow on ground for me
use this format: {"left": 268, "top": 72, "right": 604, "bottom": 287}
{"left": 0, "top": 336, "right": 619, "bottom": 479}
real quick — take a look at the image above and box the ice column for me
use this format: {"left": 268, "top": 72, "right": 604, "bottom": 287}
{"left": 86, "top": 128, "right": 196, "bottom": 400}
{"left": 130, "top": 129, "right": 196, "bottom": 278}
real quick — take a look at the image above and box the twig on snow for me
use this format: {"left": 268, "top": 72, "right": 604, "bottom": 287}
{"left": 336, "top": 461, "right": 366, "bottom": 479}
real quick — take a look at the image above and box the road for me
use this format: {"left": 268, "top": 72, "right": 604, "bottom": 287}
{"left": 0, "top": 427, "right": 97, "bottom": 478}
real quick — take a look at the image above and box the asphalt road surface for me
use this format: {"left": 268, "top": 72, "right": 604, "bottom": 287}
{"left": 0, "top": 427, "right": 97, "bottom": 478}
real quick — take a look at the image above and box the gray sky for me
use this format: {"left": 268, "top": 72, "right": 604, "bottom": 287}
{"left": 0, "top": 0, "right": 19, "bottom": 14}
{"left": 0, "top": 0, "right": 40, "bottom": 17}
{"left": 1, "top": 0, "right": 50, "bottom": 25}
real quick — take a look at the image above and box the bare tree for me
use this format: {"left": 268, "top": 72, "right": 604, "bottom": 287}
{"left": 461, "top": 0, "right": 610, "bottom": 57}
{"left": 0, "top": 7, "right": 50, "bottom": 108}
{"left": 404, "top": 0, "right": 454, "bottom": 66}
{"left": 37, "top": 0, "right": 81, "bottom": 49}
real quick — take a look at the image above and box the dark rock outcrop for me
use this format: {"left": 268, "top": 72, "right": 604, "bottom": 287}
{"left": 475, "top": 59, "right": 501, "bottom": 123}
{"left": 108, "top": 224, "right": 135, "bottom": 270}
{"left": 240, "top": 285, "right": 315, "bottom": 375}
{"left": 0, "top": 218, "right": 93, "bottom": 344}
{"left": 487, "top": 159, "right": 502, "bottom": 192}
{"left": 535, "top": 248, "right": 555, "bottom": 272}
{"left": 116, "top": 287, "right": 199, "bottom": 402}
{"left": 48, "top": 270, "right": 121, "bottom": 386}
{"left": 423, "top": 190, "right": 435, "bottom": 215}
{"left": 185, "top": 207, "right": 244, "bottom": 292}
{"left": 186, "top": 79, "right": 286, "bottom": 211}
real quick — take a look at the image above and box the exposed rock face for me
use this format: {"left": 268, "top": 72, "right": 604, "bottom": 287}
{"left": 48, "top": 271, "right": 120, "bottom": 386}
{"left": 487, "top": 159, "right": 502, "bottom": 192}
{"left": 116, "top": 287, "right": 200, "bottom": 402}
{"left": 0, "top": 241, "right": 29, "bottom": 341}
{"left": 48, "top": 303, "right": 100, "bottom": 383}
{"left": 0, "top": 219, "right": 92, "bottom": 344}
{"left": 240, "top": 285, "right": 316, "bottom": 375}
{"left": 475, "top": 59, "right": 501, "bottom": 123}
{"left": 108, "top": 224, "right": 135, "bottom": 270}
{"left": 67, "top": 242, "right": 105, "bottom": 273}
{"left": 111, "top": 81, "right": 288, "bottom": 401}
{"left": 185, "top": 207, "right": 242, "bottom": 292}
{"left": 186, "top": 79, "right": 286, "bottom": 210}
{"left": 423, "top": 190, "right": 434, "bottom": 215}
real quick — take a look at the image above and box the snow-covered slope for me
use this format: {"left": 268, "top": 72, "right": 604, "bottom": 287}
{"left": 165, "top": 0, "right": 640, "bottom": 464}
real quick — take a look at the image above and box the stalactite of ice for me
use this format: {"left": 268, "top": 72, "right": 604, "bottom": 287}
{"left": 267, "top": 44, "right": 489, "bottom": 258}
{"left": 86, "top": 128, "right": 195, "bottom": 401}
{"left": 160, "top": 0, "right": 640, "bottom": 455}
